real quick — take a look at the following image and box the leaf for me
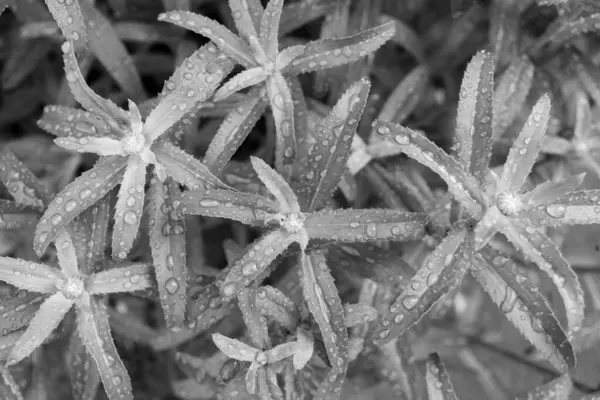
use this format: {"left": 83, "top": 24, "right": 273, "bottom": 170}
{"left": 471, "top": 260, "right": 570, "bottom": 372}
{"left": 254, "top": 286, "right": 299, "bottom": 330}
{"left": 76, "top": 294, "right": 133, "bottom": 400}
{"left": 522, "top": 173, "right": 585, "bottom": 206}
{"left": 54, "top": 136, "right": 123, "bottom": 156}
{"left": 212, "top": 333, "right": 258, "bottom": 362}
{"left": 144, "top": 43, "right": 235, "bottom": 142}
{"left": 530, "top": 13, "right": 600, "bottom": 58}
{"left": 237, "top": 288, "right": 270, "bottom": 349}
{"left": 304, "top": 209, "right": 426, "bottom": 242}
{"left": 79, "top": 0, "right": 146, "bottom": 103}
{"left": 76, "top": 193, "right": 112, "bottom": 274}
{"left": 300, "top": 252, "right": 348, "bottom": 400}
{"left": 481, "top": 249, "right": 575, "bottom": 369}
{"left": 61, "top": 41, "right": 129, "bottom": 129}
{"left": 266, "top": 72, "right": 297, "bottom": 169}
{"left": 284, "top": 22, "right": 395, "bottom": 75}
{"left": 148, "top": 178, "right": 188, "bottom": 328}
{"left": 497, "top": 95, "right": 552, "bottom": 194}
{"left": 0, "top": 200, "right": 39, "bottom": 230}
{"left": 86, "top": 264, "right": 152, "bottom": 294}
{"left": 300, "top": 79, "right": 371, "bottom": 212}
{"left": 493, "top": 56, "right": 535, "bottom": 140}
{"left": 293, "top": 329, "right": 314, "bottom": 370}
{"left": 186, "top": 277, "right": 235, "bottom": 334}
{"left": 259, "top": 0, "right": 283, "bottom": 58}
{"left": 229, "top": 0, "right": 263, "bottom": 39}
{"left": 45, "top": 0, "right": 87, "bottom": 49}
{"left": 158, "top": 11, "right": 255, "bottom": 68}
{"left": 7, "top": 292, "right": 73, "bottom": 366}
{"left": 177, "top": 188, "right": 278, "bottom": 225}
{"left": 376, "top": 65, "right": 429, "bottom": 125}
{"left": 501, "top": 221, "right": 585, "bottom": 333}
{"left": 523, "top": 189, "right": 600, "bottom": 227}
{"left": 515, "top": 374, "right": 572, "bottom": 400}
{"left": 219, "top": 229, "right": 298, "bottom": 300}
{"left": 279, "top": 0, "right": 339, "bottom": 36}
{"left": 34, "top": 155, "right": 128, "bottom": 256}
{"left": 0, "top": 364, "right": 24, "bottom": 400}
{"left": 0, "top": 292, "right": 46, "bottom": 335}
{"left": 489, "top": 0, "right": 519, "bottom": 66}
{"left": 37, "top": 105, "right": 112, "bottom": 139}
{"left": 204, "top": 89, "right": 268, "bottom": 175}
{"left": 66, "top": 331, "right": 101, "bottom": 400}
{"left": 378, "top": 336, "right": 425, "bottom": 400}
{"left": 373, "top": 120, "right": 484, "bottom": 218}
{"left": 250, "top": 156, "right": 299, "bottom": 213}
{"left": 425, "top": 353, "right": 459, "bottom": 400}
{"left": 454, "top": 50, "right": 495, "bottom": 185}
{"left": 54, "top": 229, "right": 79, "bottom": 277}
{"left": 214, "top": 68, "right": 269, "bottom": 101}
{"left": 378, "top": 14, "right": 424, "bottom": 62}
{"left": 0, "top": 148, "right": 50, "bottom": 208}
{"left": 372, "top": 229, "right": 469, "bottom": 345}
{"left": 153, "top": 141, "right": 230, "bottom": 191}
{"left": 344, "top": 303, "right": 378, "bottom": 327}
{"left": 0, "top": 257, "right": 62, "bottom": 293}
{"left": 111, "top": 155, "right": 147, "bottom": 260}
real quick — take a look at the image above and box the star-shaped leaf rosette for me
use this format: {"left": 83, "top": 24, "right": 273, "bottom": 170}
{"left": 0, "top": 218, "right": 153, "bottom": 400}
{"left": 158, "top": 0, "right": 395, "bottom": 173}
{"left": 174, "top": 79, "right": 426, "bottom": 399}
{"left": 34, "top": 39, "right": 234, "bottom": 263}
{"left": 368, "top": 50, "right": 600, "bottom": 373}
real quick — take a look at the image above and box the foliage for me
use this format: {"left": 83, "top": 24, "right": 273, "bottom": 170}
{"left": 1, "top": 0, "right": 600, "bottom": 399}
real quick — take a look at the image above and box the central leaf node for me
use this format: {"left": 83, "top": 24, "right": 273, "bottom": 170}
{"left": 255, "top": 351, "right": 268, "bottom": 366}
{"left": 121, "top": 134, "right": 147, "bottom": 155}
{"left": 270, "top": 212, "right": 305, "bottom": 233}
{"left": 495, "top": 192, "right": 522, "bottom": 216}
{"left": 58, "top": 276, "right": 85, "bottom": 300}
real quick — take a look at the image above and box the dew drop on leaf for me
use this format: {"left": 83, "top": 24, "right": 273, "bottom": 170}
{"left": 164, "top": 277, "right": 180, "bottom": 295}
{"left": 123, "top": 211, "right": 138, "bottom": 225}
{"left": 199, "top": 199, "right": 220, "bottom": 207}
{"left": 546, "top": 204, "right": 566, "bottom": 218}
{"left": 241, "top": 262, "right": 258, "bottom": 276}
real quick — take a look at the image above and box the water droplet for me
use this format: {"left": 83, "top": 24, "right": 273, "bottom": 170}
{"left": 546, "top": 204, "right": 566, "bottom": 218}
{"left": 222, "top": 282, "right": 237, "bottom": 297}
{"left": 199, "top": 199, "right": 220, "bottom": 207}
{"left": 164, "top": 278, "right": 180, "bottom": 295}
{"left": 124, "top": 211, "right": 138, "bottom": 225}
{"left": 402, "top": 295, "right": 419, "bottom": 310}
{"left": 79, "top": 189, "right": 91, "bottom": 200}
{"left": 126, "top": 196, "right": 136, "bottom": 207}
{"left": 241, "top": 262, "right": 258, "bottom": 276}
{"left": 393, "top": 314, "right": 404, "bottom": 324}
{"left": 64, "top": 200, "right": 77, "bottom": 213}
{"left": 50, "top": 214, "right": 63, "bottom": 226}
{"left": 366, "top": 223, "right": 377, "bottom": 237}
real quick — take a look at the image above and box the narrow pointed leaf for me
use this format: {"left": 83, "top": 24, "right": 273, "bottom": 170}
{"left": 287, "top": 76, "right": 309, "bottom": 148}
{"left": 373, "top": 120, "right": 484, "bottom": 218}
{"left": 112, "top": 156, "right": 147, "bottom": 260}
{"left": 267, "top": 72, "right": 297, "bottom": 169}
{"left": 37, "top": 105, "right": 112, "bottom": 139}
{"left": 305, "top": 209, "right": 426, "bottom": 242}
{"left": 238, "top": 288, "right": 270, "bottom": 349}
{"left": 530, "top": 13, "right": 600, "bottom": 58}
{"left": 7, "top": 292, "right": 73, "bottom": 366}
{"left": 75, "top": 194, "right": 112, "bottom": 275}
{"left": 300, "top": 252, "right": 348, "bottom": 400}
{"left": 523, "top": 174, "right": 585, "bottom": 206}
{"left": 293, "top": 329, "right": 314, "bottom": 370}
{"left": 55, "top": 229, "right": 79, "bottom": 277}
{"left": 79, "top": 0, "right": 146, "bottom": 102}
{"left": 177, "top": 188, "right": 278, "bottom": 225}
{"left": 300, "top": 79, "right": 370, "bottom": 212}
{"left": 186, "top": 276, "right": 235, "bottom": 332}
{"left": 205, "top": 89, "right": 268, "bottom": 175}
{"left": 45, "top": 0, "right": 87, "bottom": 49}
{"left": 373, "top": 229, "right": 469, "bottom": 344}
{"left": 524, "top": 189, "right": 600, "bottom": 226}
{"left": 144, "top": 43, "right": 235, "bottom": 142}
{"left": 54, "top": 136, "right": 123, "bottom": 157}
{"left": 158, "top": 11, "right": 255, "bottom": 68}
{"left": 259, "top": 0, "right": 284, "bottom": 58}
{"left": 541, "top": 136, "right": 572, "bottom": 156}
{"left": 501, "top": 221, "right": 584, "bottom": 333}
{"left": 425, "top": 353, "right": 459, "bottom": 400}
{"left": 279, "top": 0, "right": 339, "bottom": 36}
{"left": 493, "top": 56, "right": 535, "bottom": 140}
{"left": 212, "top": 333, "right": 258, "bottom": 362}
{"left": 87, "top": 264, "right": 152, "bottom": 294}
{"left": 378, "top": 14, "right": 424, "bottom": 61}
{"left": 148, "top": 179, "right": 188, "bottom": 328}
{"left": 34, "top": 155, "right": 128, "bottom": 256}
{"left": 471, "top": 261, "right": 570, "bottom": 372}
{"left": 284, "top": 22, "right": 395, "bottom": 75}
{"left": 76, "top": 294, "right": 133, "bottom": 400}
{"left": 254, "top": 286, "right": 299, "bottom": 330}
{"left": 454, "top": 50, "right": 495, "bottom": 184}
{"left": 154, "top": 141, "right": 231, "bottom": 190}
{"left": 229, "top": 0, "right": 263, "bottom": 38}
{"left": 66, "top": 331, "right": 101, "bottom": 400}
{"left": 0, "top": 257, "right": 62, "bottom": 293}
{"left": 219, "top": 229, "right": 298, "bottom": 300}
{"left": 0, "top": 364, "right": 24, "bottom": 400}
{"left": 481, "top": 249, "right": 575, "bottom": 369}
{"left": 0, "top": 200, "right": 39, "bottom": 230}
{"left": 515, "top": 374, "right": 572, "bottom": 400}
{"left": 376, "top": 65, "right": 429, "bottom": 126}
{"left": 61, "top": 41, "right": 129, "bottom": 128}
{"left": 0, "top": 292, "right": 46, "bottom": 335}
{"left": 378, "top": 336, "right": 425, "bottom": 400}
{"left": 250, "top": 156, "right": 299, "bottom": 213}
{"left": 214, "top": 68, "right": 269, "bottom": 101}
{"left": 0, "top": 148, "right": 50, "bottom": 208}
{"left": 498, "top": 95, "right": 552, "bottom": 194}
